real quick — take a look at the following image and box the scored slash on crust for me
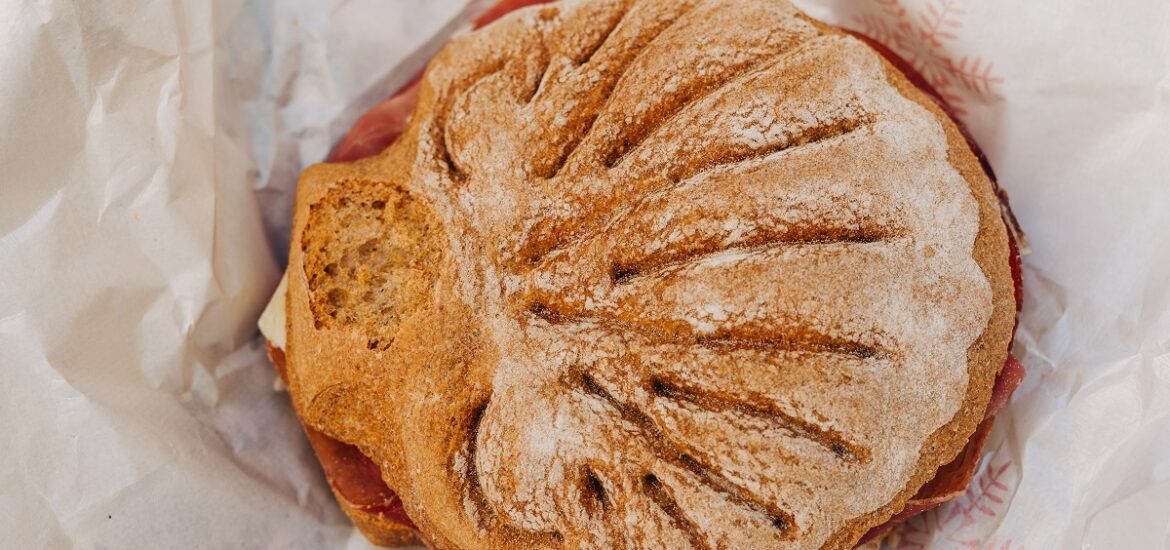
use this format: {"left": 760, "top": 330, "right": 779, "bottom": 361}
{"left": 568, "top": 369, "right": 798, "bottom": 542}
{"left": 288, "top": 0, "right": 1012, "bottom": 548}
{"left": 515, "top": 35, "right": 882, "bottom": 266}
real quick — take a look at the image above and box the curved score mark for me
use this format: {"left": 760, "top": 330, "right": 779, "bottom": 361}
{"left": 529, "top": 299, "right": 887, "bottom": 362}
{"left": 523, "top": 44, "right": 552, "bottom": 105}
{"left": 642, "top": 473, "right": 711, "bottom": 550}
{"left": 609, "top": 225, "right": 898, "bottom": 287}
{"left": 573, "top": 0, "right": 630, "bottom": 67}
{"left": 693, "top": 333, "right": 885, "bottom": 361}
{"left": 542, "top": 1, "right": 700, "bottom": 179}
{"left": 649, "top": 377, "right": 871, "bottom": 464}
{"left": 519, "top": 6, "right": 563, "bottom": 104}
{"left": 570, "top": 370, "right": 797, "bottom": 540}
{"left": 580, "top": 467, "right": 611, "bottom": 517}
{"left": 525, "top": 107, "right": 873, "bottom": 268}
{"left": 464, "top": 399, "right": 567, "bottom": 543}
{"left": 462, "top": 402, "right": 494, "bottom": 527}
{"left": 601, "top": 28, "right": 825, "bottom": 170}
{"left": 667, "top": 115, "right": 873, "bottom": 184}
{"left": 440, "top": 67, "right": 508, "bottom": 183}
{"left": 538, "top": 3, "right": 631, "bottom": 179}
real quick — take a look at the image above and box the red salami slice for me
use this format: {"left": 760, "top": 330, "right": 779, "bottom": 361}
{"left": 331, "top": 82, "right": 420, "bottom": 163}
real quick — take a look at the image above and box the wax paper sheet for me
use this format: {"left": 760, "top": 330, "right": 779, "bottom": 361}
{"left": 1, "top": 0, "right": 1168, "bottom": 548}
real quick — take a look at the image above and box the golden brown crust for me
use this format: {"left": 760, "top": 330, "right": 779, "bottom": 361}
{"left": 337, "top": 497, "right": 419, "bottom": 548}
{"left": 811, "top": 17, "right": 1015, "bottom": 549}
{"left": 284, "top": 1, "right": 1015, "bottom": 548}
{"left": 265, "top": 342, "right": 422, "bottom": 548}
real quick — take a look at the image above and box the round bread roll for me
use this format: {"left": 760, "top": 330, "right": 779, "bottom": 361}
{"left": 281, "top": 0, "right": 1017, "bottom": 548}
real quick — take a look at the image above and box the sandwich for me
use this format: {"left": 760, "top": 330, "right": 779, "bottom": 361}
{"left": 257, "top": 0, "right": 1026, "bottom": 547}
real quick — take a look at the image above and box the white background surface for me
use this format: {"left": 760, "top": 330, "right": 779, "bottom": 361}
{"left": 1, "top": 0, "right": 1168, "bottom": 548}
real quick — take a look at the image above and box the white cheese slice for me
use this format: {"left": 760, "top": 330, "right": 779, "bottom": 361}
{"left": 258, "top": 271, "right": 288, "bottom": 350}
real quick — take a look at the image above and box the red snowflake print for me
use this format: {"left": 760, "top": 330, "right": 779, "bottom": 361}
{"left": 891, "top": 451, "right": 1021, "bottom": 549}
{"left": 850, "top": 0, "right": 1004, "bottom": 118}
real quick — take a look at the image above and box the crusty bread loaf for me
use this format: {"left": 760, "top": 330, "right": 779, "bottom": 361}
{"left": 282, "top": 0, "right": 1016, "bottom": 548}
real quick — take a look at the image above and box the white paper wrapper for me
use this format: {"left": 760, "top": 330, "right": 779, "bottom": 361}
{"left": 1, "top": 0, "right": 1168, "bottom": 548}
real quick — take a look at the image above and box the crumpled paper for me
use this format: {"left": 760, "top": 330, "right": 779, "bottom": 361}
{"left": 1, "top": 0, "right": 1167, "bottom": 548}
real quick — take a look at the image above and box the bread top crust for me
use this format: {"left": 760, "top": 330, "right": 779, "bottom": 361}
{"left": 284, "top": 1, "right": 1016, "bottom": 548}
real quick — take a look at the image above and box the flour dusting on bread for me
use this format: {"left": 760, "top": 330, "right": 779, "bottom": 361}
{"left": 283, "top": 0, "right": 1016, "bottom": 548}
